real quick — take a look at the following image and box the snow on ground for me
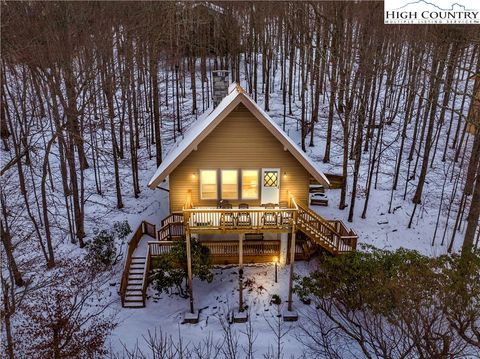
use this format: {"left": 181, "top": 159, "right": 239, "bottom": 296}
{"left": 2, "top": 51, "right": 472, "bottom": 357}
{"left": 111, "top": 260, "right": 321, "bottom": 357}
{"left": 103, "top": 54, "right": 471, "bottom": 355}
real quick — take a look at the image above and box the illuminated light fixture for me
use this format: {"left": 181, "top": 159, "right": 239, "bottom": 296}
{"left": 192, "top": 173, "right": 197, "bottom": 179}
{"left": 283, "top": 172, "right": 287, "bottom": 178}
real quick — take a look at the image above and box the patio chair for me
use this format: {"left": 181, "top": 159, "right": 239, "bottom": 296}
{"left": 279, "top": 201, "right": 293, "bottom": 225}
{"left": 237, "top": 203, "right": 252, "bottom": 227}
{"left": 217, "top": 199, "right": 231, "bottom": 209}
{"left": 219, "top": 203, "right": 235, "bottom": 227}
{"left": 262, "top": 203, "right": 278, "bottom": 227}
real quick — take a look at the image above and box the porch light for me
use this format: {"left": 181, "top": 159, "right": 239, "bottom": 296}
{"left": 192, "top": 173, "right": 197, "bottom": 179}
{"left": 283, "top": 172, "right": 287, "bottom": 178}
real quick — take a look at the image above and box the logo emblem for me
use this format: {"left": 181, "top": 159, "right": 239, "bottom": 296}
{"left": 384, "top": 0, "right": 480, "bottom": 24}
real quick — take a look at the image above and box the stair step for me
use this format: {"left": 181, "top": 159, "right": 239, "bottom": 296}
{"left": 126, "top": 290, "right": 143, "bottom": 295}
{"left": 127, "top": 285, "right": 143, "bottom": 291}
{"left": 128, "top": 279, "right": 143, "bottom": 284}
{"left": 128, "top": 273, "right": 143, "bottom": 280}
{"left": 128, "top": 270, "right": 144, "bottom": 276}
{"left": 131, "top": 260, "right": 146, "bottom": 264}
{"left": 124, "top": 302, "right": 144, "bottom": 308}
{"left": 128, "top": 274, "right": 143, "bottom": 280}
{"left": 124, "top": 295, "right": 143, "bottom": 301}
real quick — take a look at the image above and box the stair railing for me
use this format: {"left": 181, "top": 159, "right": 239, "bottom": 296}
{"left": 141, "top": 243, "right": 151, "bottom": 307}
{"left": 120, "top": 221, "right": 156, "bottom": 307}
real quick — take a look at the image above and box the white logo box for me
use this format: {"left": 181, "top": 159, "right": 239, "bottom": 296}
{"left": 384, "top": 0, "right": 480, "bottom": 24}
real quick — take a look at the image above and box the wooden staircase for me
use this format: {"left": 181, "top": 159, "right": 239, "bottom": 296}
{"left": 295, "top": 201, "right": 357, "bottom": 255}
{"left": 123, "top": 256, "right": 147, "bottom": 308}
{"left": 119, "top": 221, "right": 156, "bottom": 308}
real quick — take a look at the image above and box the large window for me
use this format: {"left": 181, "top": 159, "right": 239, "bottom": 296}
{"left": 242, "top": 170, "right": 259, "bottom": 199}
{"left": 200, "top": 170, "right": 217, "bottom": 200}
{"left": 221, "top": 170, "right": 238, "bottom": 199}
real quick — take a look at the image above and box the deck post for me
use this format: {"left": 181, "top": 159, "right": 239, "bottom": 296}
{"left": 279, "top": 233, "right": 288, "bottom": 265}
{"left": 239, "top": 233, "right": 244, "bottom": 312}
{"left": 286, "top": 213, "right": 297, "bottom": 316}
{"left": 233, "top": 233, "right": 248, "bottom": 323}
{"left": 186, "top": 228, "right": 194, "bottom": 314}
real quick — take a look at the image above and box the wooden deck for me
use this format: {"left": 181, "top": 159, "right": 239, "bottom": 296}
{"left": 119, "top": 195, "right": 358, "bottom": 308}
{"left": 184, "top": 206, "right": 296, "bottom": 234}
{"left": 182, "top": 198, "right": 357, "bottom": 255}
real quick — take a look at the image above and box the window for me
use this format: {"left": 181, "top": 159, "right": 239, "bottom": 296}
{"left": 263, "top": 170, "right": 279, "bottom": 187}
{"left": 200, "top": 170, "right": 217, "bottom": 200}
{"left": 242, "top": 170, "right": 259, "bottom": 199}
{"left": 221, "top": 170, "right": 238, "bottom": 199}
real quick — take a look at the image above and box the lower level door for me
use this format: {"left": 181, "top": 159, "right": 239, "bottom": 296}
{"left": 261, "top": 168, "right": 280, "bottom": 204}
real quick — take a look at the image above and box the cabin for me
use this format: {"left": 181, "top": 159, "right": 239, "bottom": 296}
{"left": 119, "top": 74, "right": 358, "bottom": 322}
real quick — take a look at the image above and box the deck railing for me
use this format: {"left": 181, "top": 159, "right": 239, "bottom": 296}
{"left": 157, "top": 222, "right": 185, "bottom": 241}
{"left": 295, "top": 201, "right": 358, "bottom": 254}
{"left": 203, "top": 240, "right": 280, "bottom": 257}
{"left": 161, "top": 212, "right": 184, "bottom": 227}
{"left": 148, "top": 239, "right": 281, "bottom": 263}
{"left": 183, "top": 207, "right": 297, "bottom": 233}
{"left": 149, "top": 240, "right": 177, "bottom": 256}
{"left": 329, "top": 220, "right": 358, "bottom": 253}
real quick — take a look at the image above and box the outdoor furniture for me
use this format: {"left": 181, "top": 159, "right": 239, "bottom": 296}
{"left": 310, "top": 193, "right": 329, "bottom": 206}
{"left": 237, "top": 203, "right": 252, "bottom": 227}
{"left": 279, "top": 201, "right": 293, "bottom": 225}
{"left": 219, "top": 203, "right": 235, "bottom": 227}
{"left": 245, "top": 233, "right": 264, "bottom": 241}
{"left": 262, "top": 203, "right": 278, "bottom": 227}
{"left": 309, "top": 185, "right": 325, "bottom": 194}
{"left": 217, "top": 200, "right": 231, "bottom": 209}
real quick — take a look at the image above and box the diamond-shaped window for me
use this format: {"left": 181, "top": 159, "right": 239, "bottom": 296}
{"left": 264, "top": 171, "right": 278, "bottom": 187}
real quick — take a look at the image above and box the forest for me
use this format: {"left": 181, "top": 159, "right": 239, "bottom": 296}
{"left": 1, "top": 1, "right": 479, "bottom": 358}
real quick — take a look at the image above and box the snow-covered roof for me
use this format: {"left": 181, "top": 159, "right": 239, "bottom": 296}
{"left": 148, "top": 83, "right": 330, "bottom": 189}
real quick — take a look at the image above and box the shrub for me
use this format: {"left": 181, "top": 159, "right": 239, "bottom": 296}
{"left": 150, "top": 238, "right": 213, "bottom": 297}
{"left": 87, "top": 229, "right": 116, "bottom": 267}
{"left": 270, "top": 294, "right": 281, "bottom": 305}
{"left": 86, "top": 220, "right": 131, "bottom": 268}
{"left": 294, "top": 246, "right": 480, "bottom": 358}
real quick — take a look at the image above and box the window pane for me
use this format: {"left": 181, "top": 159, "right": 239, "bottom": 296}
{"left": 200, "top": 170, "right": 217, "bottom": 199}
{"left": 263, "top": 171, "right": 278, "bottom": 187}
{"left": 242, "top": 170, "right": 259, "bottom": 199}
{"left": 221, "top": 170, "right": 238, "bottom": 199}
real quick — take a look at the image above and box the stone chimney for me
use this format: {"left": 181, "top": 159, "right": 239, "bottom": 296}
{"left": 212, "top": 70, "right": 229, "bottom": 107}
